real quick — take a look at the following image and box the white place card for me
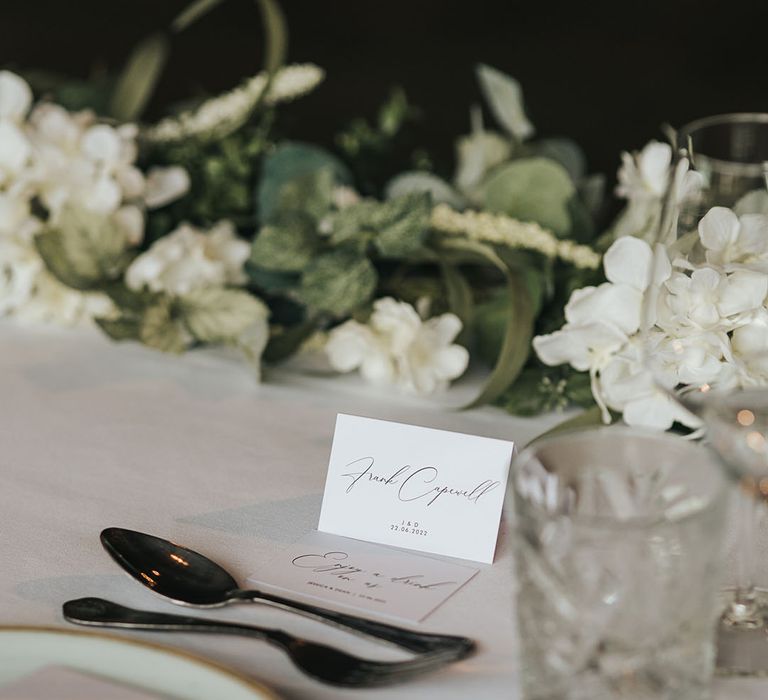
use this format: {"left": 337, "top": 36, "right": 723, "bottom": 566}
{"left": 318, "top": 414, "right": 515, "bottom": 563}
{"left": 0, "top": 666, "right": 160, "bottom": 700}
{"left": 248, "top": 531, "right": 478, "bottom": 623}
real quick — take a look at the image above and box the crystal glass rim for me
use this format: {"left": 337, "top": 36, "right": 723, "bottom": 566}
{"left": 677, "top": 112, "right": 768, "bottom": 178}
{"left": 512, "top": 426, "right": 729, "bottom": 531}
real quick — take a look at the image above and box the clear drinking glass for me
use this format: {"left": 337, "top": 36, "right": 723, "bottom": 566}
{"left": 510, "top": 428, "right": 729, "bottom": 700}
{"left": 642, "top": 113, "right": 768, "bottom": 673}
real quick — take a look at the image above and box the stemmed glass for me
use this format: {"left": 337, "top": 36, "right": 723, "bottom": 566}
{"left": 642, "top": 113, "right": 768, "bottom": 674}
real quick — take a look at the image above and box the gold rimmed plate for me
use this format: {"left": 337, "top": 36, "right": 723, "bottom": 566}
{"left": 0, "top": 626, "right": 279, "bottom": 699}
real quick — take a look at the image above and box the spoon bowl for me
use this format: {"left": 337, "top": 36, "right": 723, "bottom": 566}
{"left": 101, "top": 528, "right": 236, "bottom": 607}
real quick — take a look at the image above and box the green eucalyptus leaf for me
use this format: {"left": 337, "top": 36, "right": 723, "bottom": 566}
{"left": 251, "top": 213, "right": 318, "bottom": 272}
{"left": 476, "top": 63, "right": 534, "bottom": 141}
{"left": 299, "top": 251, "right": 377, "bottom": 315}
{"left": 257, "top": 142, "right": 351, "bottom": 224}
{"left": 109, "top": 33, "right": 170, "bottom": 122}
{"left": 179, "top": 287, "right": 268, "bottom": 342}
{"left": 140, "top": 299, "right": 188, "bottom": 354}
{"left": 274, "top": 169, "right": 336, "bottom": 223}
{"left": 95, "top": 316, "right": 142, "bottom": 342}
{"left": 34, "top": 208, "right": 134, "bottom": 291}
{"left": 531, "top": 138, "right": 586, "bottom": 180}
{"left": 385, "top": 172, "right": 465, "bottom": 208}
{"left": 480, "top": 157, "right": 575, "bottom": 236}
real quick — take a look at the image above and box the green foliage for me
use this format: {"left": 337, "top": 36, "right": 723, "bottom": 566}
{"left": 109, "top": 33, "right": 170, "bottom": 122}
{"left": 385, "top": 171, "right": 465, "bottom": 208}
{"left": 180, "top": 287, "right": 267, "bottom": 342}
{"left": 480, "top": 157, "right": 576, "bottom": 237}
{"left": 34, "top": 208, "right": 134, "bottom": 291}
{"left": 528, "top": 138, "right": 587, "bottom": 180}
{"left": 330, "top": 192, "right": 431, "bottom": 258}
{"left": 475, "top": 64, "right": 534, "bottom": 141}
{"left": 527, "top": 405, "right": 606, "bottom": 446}
{"left": 497, "top": 365, "right": 594, "bottom": 417}
{"left": 147, "top": 122, "right": 271, "bottom": 232}
{"left": 94, "top": 317, "right": 142, "bottom": 342}
{"left": 139, "top": 298, "right": 188, "bottom": 354}
{"left": 298, "top": 251, "right": 377, "bottom": 316}
{"left": 251, "top": 214, "right": 318, "bottom": 272}
{"left": 336, "top": 88, "right": 423, "bottom": 195}
{"left": 257, "top": 142, "right": 351, "bottom": 224}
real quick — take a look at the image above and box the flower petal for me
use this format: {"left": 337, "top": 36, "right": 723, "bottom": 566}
{"left": 533, "top": 322, "right": 627, "bottom": 371}
{"left": 0, "top": 71, "right": 32, "bottom": 121}
{"left": 698, "top": 206, "right": 739, "bottom": 253}
{"left": 0, "top": 122, "right": 30, "bottom": 175}
{"left": 432, "top": 345, "right": 469, "bottom": 380}
{"left": 565, "top": 282, "right": 643, "bottom": 335}
{"left": 718, "top": 269, "right": 768, "bottom": 317}
{"left": 81, "top": 125, "right": 121, "bottom": 164}
{"left": 144, "top": 166, "right": 191, "bottom": 209}
{"left": 603, "top": 236, "right": 653, "bottom": 290}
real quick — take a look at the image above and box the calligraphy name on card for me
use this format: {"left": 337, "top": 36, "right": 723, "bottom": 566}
{"left": 318, "top": 414, "right": 515, "bottom": 563}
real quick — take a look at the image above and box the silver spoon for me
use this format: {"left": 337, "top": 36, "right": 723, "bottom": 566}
{"left": 100, "top": 527, "right": 475, "bottom": 657}
{"left": 63, "top": 598, "right": 459, "bottom": 687}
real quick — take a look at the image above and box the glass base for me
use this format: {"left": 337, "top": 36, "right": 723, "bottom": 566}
{"left": 717, "top": 588, "right": 768, "bottom": 675}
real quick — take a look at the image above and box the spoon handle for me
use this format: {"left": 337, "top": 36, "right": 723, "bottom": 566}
{"left": 234, "top": 589, "right": 475, "bottom": 657}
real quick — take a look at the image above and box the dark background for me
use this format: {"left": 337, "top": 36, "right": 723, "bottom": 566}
{"left": 1, "top": 0, "right": 767, "bottom": 183}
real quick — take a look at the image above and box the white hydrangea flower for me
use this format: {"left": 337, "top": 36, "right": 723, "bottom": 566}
{"left": 536, "top": 205, "right": 768, "bottom": 430}
{"left": 0, "top": 71, "right": 194, "bottom": 327}
{"left": 613, "top": 140, "right": 701, "bottom": 241}
{"left": 698, "top": 206, "right": 768, "bottom": 270}
{"left": 660, "top": 267, "right": 767, "bottom": 331}
{"left": 325, "top": 297, "right": 469, "bottom": 395}
{"left": 125, "top": 221, "right": 250, "bottom": 296}
{"left": 534, "top": 236, "right": 680, "bottom": 427}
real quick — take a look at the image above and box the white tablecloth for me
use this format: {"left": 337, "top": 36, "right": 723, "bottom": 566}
{"left": 0, "top": 321, "right": 765, "bottom": 699}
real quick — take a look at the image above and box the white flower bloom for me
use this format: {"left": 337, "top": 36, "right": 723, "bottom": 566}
{"left": 613, "top": 141, "right": 701, "bottom": 240}
{"left": 698, "top": 206, "right": 768, "bottom": 270}
{"left": 533, "top": 237, "right": 671, "bottom": 422}
{"left": 454, "top": 106, "right": 512, "bottom": 195}
{"left": 0, "top": 122, "right": 31, "bottom": 184}
{"left": 0, "top": 71, "right": 32, "bottom": 122}
{"left": 326, "top": 297, "right": 469, "bottom": 395}
{"left": 616, "top": 141, "right": 672, "bottom": 201}
{"left": 599, "top": 342, "right": 699, "bottom": 430}
{"left": 661, "top": 267, "right": 767, "bottom": 331}
{"left": 325, "top": 322, "right": 396, "bottom": 385}
{"left": 125, "top": 221, "right": 249, "bottom": 296}
{"left": 143, "top": 166, "right": 190, "bottom": 209}
{"left": 0, "top": 233, "right": 40, "bottom": 314}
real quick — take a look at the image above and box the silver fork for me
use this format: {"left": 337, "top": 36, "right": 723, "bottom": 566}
{"left": 63, "top": 598, "right": 468, "bottom": 688}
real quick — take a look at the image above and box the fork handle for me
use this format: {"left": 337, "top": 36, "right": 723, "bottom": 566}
{"left": 233, "top": 588, "right": 475, "bottom": 657}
